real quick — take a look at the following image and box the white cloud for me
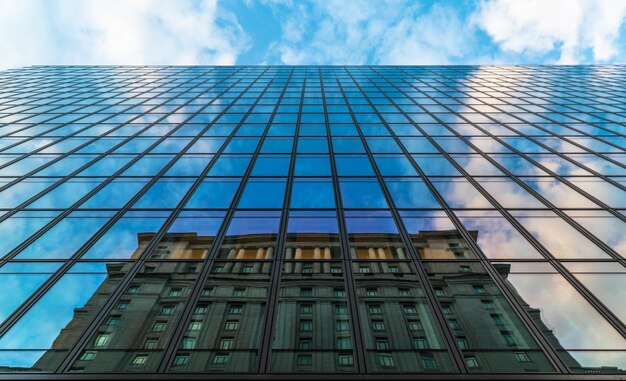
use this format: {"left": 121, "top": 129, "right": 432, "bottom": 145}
{"left": 473, "top": 0, "right": 626, "bottom": 64}
{"left": 0, "top": 0, "right": 249, "bottom": 69}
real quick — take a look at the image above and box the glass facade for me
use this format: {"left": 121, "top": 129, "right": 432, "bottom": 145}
{"left": 0, "top": 65, "right": 624, "bottom": 376}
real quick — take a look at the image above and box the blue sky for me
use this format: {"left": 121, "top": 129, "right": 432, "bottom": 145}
{"left": 1, "top": 0, "right": 626, "bottom": 69}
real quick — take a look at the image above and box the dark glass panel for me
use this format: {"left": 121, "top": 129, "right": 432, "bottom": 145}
{"left": 425, "top": 262, "right": 555, "bottom": 373}
{"left": 169, "top": 261, "right": 270, "bottom": 373}
{"left": 354, "top": 261, "right": 453, "bottom": 372}
{"left": 69, "top": 262, "right": 200, "bottom": 372}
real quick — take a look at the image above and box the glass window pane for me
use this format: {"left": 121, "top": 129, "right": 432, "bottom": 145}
{"left": 430, "top": 179, "right": 493, "bottom": 209}
{"left": 374, "top": 155, "right": 418, "bottom": 176}
{"left": 81, "top": 179, "right": 149, "bottom": 209}
{"left": 251, "top": 155, "right": 291, "bottom": 176}
{"left": 339, "top": 178, "right": 389, "bottom": 209}
{"left": 132, "top": 179, "right": 194, "bottom": 209}
{"left": 335, "top": 155, "right": 375, "bottom": 176}
{"left": 0, "top": 211, "right": 60, "bottom": 259}
{"left": 293, "top": 155, "right": 331, "bottom": 176}
{"left": 385, "top": 178, "right": 440, "bottom": 208}
{"left": 512, "top": 211, "right": 611, "bottom": 259}
{"left": 15, "top": 212, "right": 112, "bottom": 259}
{"left": 400, "top": 210, "right": 476, "bottom": 259}
{"left": 237, "top": 178, "right": 286, "bottom": 209}
{"left": 81, "top": 211, "right": 170, "bottom": 259}
{"left": 290, "top": 178, "right": 336, "bottom": 209}
{"left": 425, "top": 261, "right": 555, "bottom": 373}
{"left": 184, "top": 178, "right": 240, "bottom": 209}
{"left": 455, "top": 210, "right": 544, "bottom": 259}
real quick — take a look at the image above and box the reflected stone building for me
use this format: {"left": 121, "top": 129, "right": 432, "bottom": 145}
{"left": 28, "top": 230, "right": 621, "bottom": 375}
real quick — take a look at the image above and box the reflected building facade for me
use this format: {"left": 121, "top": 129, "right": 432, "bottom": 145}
{"left": 0, "top": 65, "right": 624, "bottom": 378}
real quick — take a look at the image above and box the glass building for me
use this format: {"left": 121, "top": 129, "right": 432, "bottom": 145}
{"left": 0, "top": 65, "right": 624, "bottom": 377}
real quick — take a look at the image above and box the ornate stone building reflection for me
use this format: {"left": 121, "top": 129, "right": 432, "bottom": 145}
{"left": 29, "top": 229, "right": 622, "bottom": 374}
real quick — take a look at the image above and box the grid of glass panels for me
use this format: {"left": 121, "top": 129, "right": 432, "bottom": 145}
{"left": 0, "top": 65, "right": 624, "bottom": 376}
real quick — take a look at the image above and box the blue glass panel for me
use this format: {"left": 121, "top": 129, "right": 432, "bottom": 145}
{"left": 237, "top": 178, "right": 286, "bottom": 209}
{"left": 399, "top": 137, "right": 439, "bottom": 153}
{"left": 0, "top": 262, "right": 62, "bottom": 324}
{"left": 81, "top": 211, "right": 170, "bottom": 259}
{"left": 81, "top": 179, "right": 149, "bottom": 209}
{"left": 344, "top": 210, "right": 399, "bottom": 234}
{"left": 261, "top": 137, "right": 294, "bottom": 153}
{"left": 249, "top": 155, "right": 289, "bottom": 177}
{"left": 207, "top": 155, "right": 251, "bottom": 176}
{"left": 27, "top": 179, "right": 103, "bottom": 209}
{"left": 335, "top": 155, "right": 375, "bottom": 176}
{"left": 186, "top": 137, "right": 227, "bottom": 153}
{"left": 332, "top": 137, "right": 365, "bottom": 153}
{"left": 430, "top": 179, "right": 493, "bottom": 208}
{"left": 113, "top": 138, "right": 159, "bottom": 153}
{"left": 0, "top": 179, "right": 53, "bottom": 209}
{"left": 0, "top": 263, "right": 117, "bottom": 368}
{"left": 385, "top": 178, "right": 441, "bottom": 208}
{"left": 365, "top": 137, "right": 402, "bottom": 153}
{"left": 121, "top": 155, "right": 173, "bottom": 176}
{"left": 132, "top": 179, "right": 194, "bottom": 209}
{"left": 0, "top": 155, "right": 55, "bottom": 176}
{"left": 374, "top": 155, "right": 418, "bottom": 176}
{"left": 339, "top": 178, "right": 389, "bottom": 209}
{"left": 290, "top": 178, "right": 336, "bottom": 209}
{"left": 184, "top": 179, "right": 241, "bottom": 209}
{"left": 165, "top": 155, "right": 212, "bottom": 176}
{"left": 35, "top": 155, "right": 95, "bottom": 176}
{"left": 150, "top": 137, "right": 193, "bottom": 153}
{"left": 78, "top": 155, "right": 135, "bottom": 176}
{"left": 293, "top": 155, "right": 331, "bottom": 176}
{"left": 297, "top": 138, "right": 329, "bottom": 153}
{"left": 223, "top": 138, "right": 260, "bottom": 153}
{"left": 287, "top": 210, "right": 339, "bottom": 234}
{"left": 0, "top": 211, "right": 60, "bottom": 259}
{"left": 15, "top": 212, "right": 112, "bottom": 259}
{"left": 412, "top": 154, "right": 460, "bottom": 176}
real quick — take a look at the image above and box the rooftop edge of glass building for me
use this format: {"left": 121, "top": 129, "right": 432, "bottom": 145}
{"left": 0, "top": 65, "right": 624, "bottom": 378}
